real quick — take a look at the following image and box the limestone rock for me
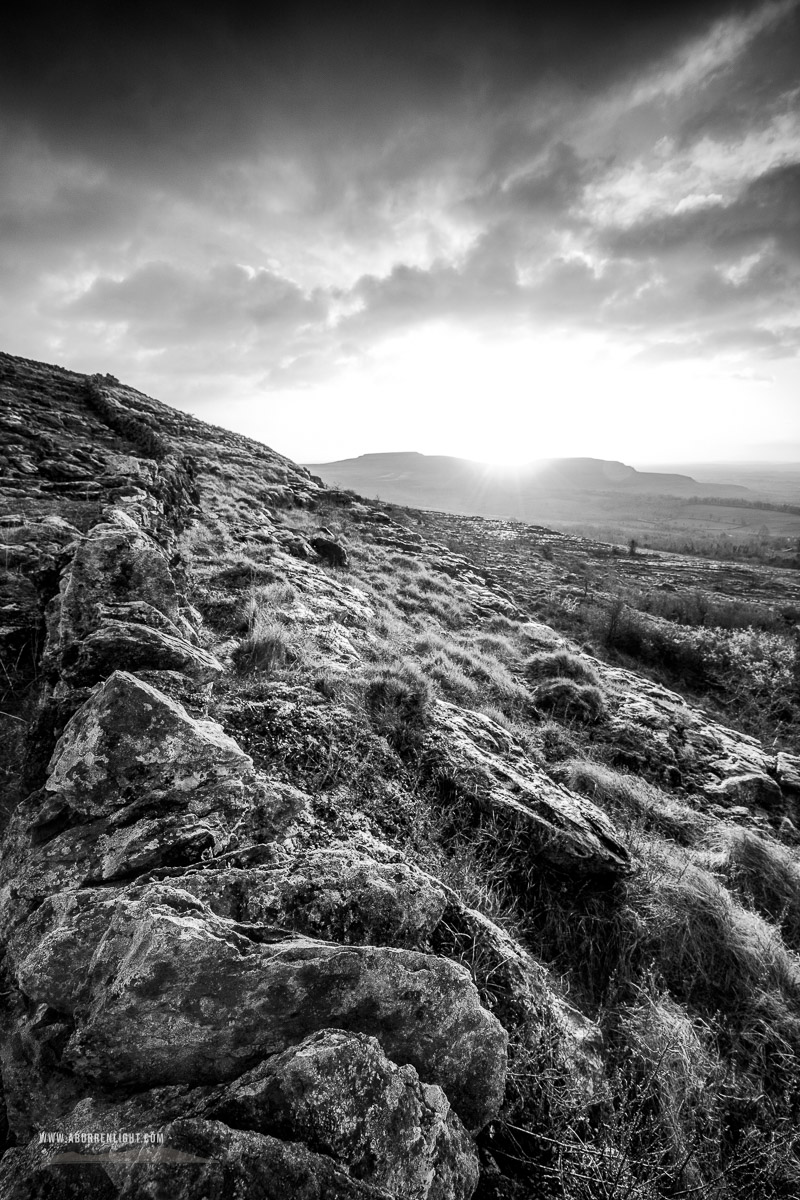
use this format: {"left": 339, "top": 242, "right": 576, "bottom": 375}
{"left": 425, "top": 701, "right": 629, "bottom": 881}
{"left": 705, "top": 771, "right": 784, "bottom": 814}
{"left": 776, "top": 752, "right": 800, "bottom": 796}
{"left": 244, "top": 847, "right": 449, "bottom": 948}
{"left": 0, "top": 1119, "right": 388, "bottom": 1199}
{"left": 210, "top": 1029, "right": 479, "bottom": 1199}
{"left": 44, "top": 510, "right": 191, "bottom": 674}
{"left": 74, "top": 620, "right": 222, "bottom": 684}
{"left": 0, "top": 674, "right": 304, "bottom": 914}
{"left": 45, "top": 671, "right": 253, "bottom": 820}
{"left": 18, "top": 884, "right": 506, "bottom": 1131}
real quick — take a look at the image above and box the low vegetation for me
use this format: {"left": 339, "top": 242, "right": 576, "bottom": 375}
{"left": 20, "top": 404, "right": 796, "bottom": 1197}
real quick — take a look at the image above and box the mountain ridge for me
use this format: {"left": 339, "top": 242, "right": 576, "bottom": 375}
{"left": 305, "top": 449, "right": 749, "bottom": 526}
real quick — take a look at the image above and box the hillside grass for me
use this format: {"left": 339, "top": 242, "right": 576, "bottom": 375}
{"left": 177, "top": 492, "right": 800, "bottom": 1198}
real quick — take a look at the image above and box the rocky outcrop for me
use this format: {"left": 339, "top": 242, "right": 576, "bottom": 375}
{"left": 13, "top": 883, "right": 505, "bottom": 1131}
{"left": 0, "top": 353, "right": 519, "bottom": 1199}
{"left": 209, "top": 1029, "right": 480, "bottom": 1199}
{"left": 423, "top": 701, "right": 630, "bottom": 881}
{"left": 0, "top": 672, "right": 300, "bottom": 915}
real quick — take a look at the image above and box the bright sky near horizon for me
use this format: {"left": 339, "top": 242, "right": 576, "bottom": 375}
{"left": 1, "top": 0, "right": 799, "bottom": 464}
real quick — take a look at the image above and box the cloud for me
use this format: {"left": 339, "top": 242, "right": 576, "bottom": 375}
{"left": 65, "top": 261, "right": 328, "bottom": 353}
{"left": 0, "top": 0, "right": 798, "bottom": 453}
{"left": 607, "top": 161, "right": 800, "bottom": 258}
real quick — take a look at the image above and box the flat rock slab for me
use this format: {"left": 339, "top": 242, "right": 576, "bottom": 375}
{"left": 425, "top": 701, "right": 629, "bottom": 881}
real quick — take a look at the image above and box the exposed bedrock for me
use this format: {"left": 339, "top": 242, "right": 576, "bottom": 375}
{"left": 424, "top": 700, "right": 630, "bottom": 881}
{"left": 43, "top": 508, "right": 209, "bottom": 685}
{"left": 1, "top": 1032, "right": 479, "bottom": 1200}
{"left": 0, "top": 672, "right": 304, "bottom": 919}
{"left": 10, "top": 882, "right": 506, "bottom": 1133}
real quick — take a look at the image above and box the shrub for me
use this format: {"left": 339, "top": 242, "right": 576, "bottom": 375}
{"left": 701, "top": 827, "right": 800, "bottom": 953}
{"left": 232, "top": 619, "right": 294, "bottom": 674}
{"left": 524, "top": 649, "right": 599, "bottom": 686}
{"left": 532, "top": 678, "right": 605, "bottom": 723}
{"left": 635, "top": 842, "right": 800, "bottom": 1033}
{"left": 363, "top": 660, "right": 432, "bottom": 755}
{"left": 608, "top": 989, "right": 720, "bottom": 1191}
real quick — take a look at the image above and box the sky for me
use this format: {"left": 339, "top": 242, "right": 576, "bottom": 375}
{"left": 1, "top": 0, "right": 799, "bottom": 465}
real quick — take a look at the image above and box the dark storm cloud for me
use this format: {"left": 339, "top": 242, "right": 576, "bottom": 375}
{"left": 1, "top": 0, "right": 798, "bottom": 403}
{"left": 0, "top": 1, "right": 763, "bottom": 170}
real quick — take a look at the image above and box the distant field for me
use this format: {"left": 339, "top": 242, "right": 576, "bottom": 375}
{"left": 680, "top": 502, "right": 800, "bottom": 535}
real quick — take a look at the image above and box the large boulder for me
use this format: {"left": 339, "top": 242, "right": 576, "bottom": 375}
{"left": 44, "top": 509, "right": 195, "bottom": 676}
{"left": 210, "top": 1029, "right": 479, "bottom": 1199}
{"left": 705, "top": 772, "right": 784, "bottom": 815}
{"left": 43, "top": 671, "right": 248, "bottom": 820}
{"left": 16, "top": 884, "right": 507, "bottom": 1131}
{"left": 0, "top": 673, "right": 305, "bottom": 915}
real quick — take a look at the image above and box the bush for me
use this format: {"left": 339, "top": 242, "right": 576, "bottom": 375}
{"left": 701, "top": 827, "right": 800, "bottom": 953}
{"left": 363, "top": 660, "right": 432, "bottom": 756}
{"left": 636, "top": 843, "right": 800, "bottom": 1036}
{"left": 532, "top": 678, "right": 605, "bottom": 723}
{"left": 524, "top": 649, "right": 599, "bottom": 686}
{"left": 232, "top": 619, "right": 294, "bottom": 674}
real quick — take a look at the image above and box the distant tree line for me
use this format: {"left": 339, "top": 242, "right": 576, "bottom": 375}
{"left": 684, "top": 496, "right": 800, "bottom": 517}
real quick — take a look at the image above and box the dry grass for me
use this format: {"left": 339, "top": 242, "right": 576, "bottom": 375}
{"left": 556, "top": 758, "right": 706, "bottom": 844}
{"left": 232, "top": 618, "right": 295, "bottom": 673}
{"left": 524, "top": 648, "right": 600, "bottom": 687}
{"left": 532, "top": 677, "right": 606, "bottom": 723}
{"left": 633, "top": 838, "right": 800, "bottom": 1078}
{"left": 700, "top": 826, "right": 800, "bottom": 952}
{"left": 363, "top": 659, "right": 432, "bottom": 756}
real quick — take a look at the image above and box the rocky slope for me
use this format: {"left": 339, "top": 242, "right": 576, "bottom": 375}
{"left": 1, "top": 350, "right": 800, "bottom": 1198}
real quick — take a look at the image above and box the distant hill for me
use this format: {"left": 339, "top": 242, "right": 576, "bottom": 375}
{"left": 304, "top": 451, "right": 749, "bottom": 521}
